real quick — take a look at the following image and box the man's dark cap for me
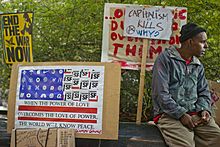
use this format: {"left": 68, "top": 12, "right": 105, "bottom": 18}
{"left": 179, "top": 23, "right": 206, "bottom": 43}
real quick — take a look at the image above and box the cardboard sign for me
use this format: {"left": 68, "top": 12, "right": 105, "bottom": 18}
{"left": 0, "top": 12, "right": 33, "bottom": 64}
{"left": 8, "top": 62, "right": 121, "bottom": 140}
{"left": 101, "top": 3, "right": 187, "bottom": 70}
{"left": 124, "top": 6, "right": 173, "bottom": 40}
{"left": 10, "top": 128, "right": 75, "bottom": 147}
{"left": 15, "top": 65, "right": 104, "bottom": 135}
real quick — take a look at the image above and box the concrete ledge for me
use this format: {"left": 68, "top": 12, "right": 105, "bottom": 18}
{"left": 0, "top": 115, "right": 167, "bottom": 147}
{"left": 76, "top": 122, "right": 167, "bottom": 147}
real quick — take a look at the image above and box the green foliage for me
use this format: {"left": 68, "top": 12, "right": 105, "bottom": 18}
{"left": 0, "top": 0, "right": 219, "bottom": 122}
{"left": 0, "top": 0, "right": 104, "bottom": 100}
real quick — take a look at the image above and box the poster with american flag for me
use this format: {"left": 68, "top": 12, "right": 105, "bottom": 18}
{"left": 14, "top": 65, "right": 105, "bottom": 134}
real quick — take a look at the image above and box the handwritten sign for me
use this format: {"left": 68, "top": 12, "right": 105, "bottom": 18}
{"left": 57, "top": 128, "right": 75, "bottom": 147}
{"left": 124, "top": 6, "right": 173, "bottom": 40}
{"left": 12, "top": 128, "right": 57, "bottom": 147}
{"left": 15, "top": 66, "right": 105, "bottom": 135}
{"left": 0, "top": 12, "right": 33, "bottom": 64}
{"left": 11, "top": 128, "right": 75, "bottom": 147}
{"left": 101, "top": 3, "right": 187, "bottom": 70}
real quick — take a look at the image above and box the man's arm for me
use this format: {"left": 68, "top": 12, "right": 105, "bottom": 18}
{"left": 196, "top": 65, "right": 212, "bottom": 115}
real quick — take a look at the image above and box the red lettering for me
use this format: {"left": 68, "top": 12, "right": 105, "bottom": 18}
{"left": 157, "top": 40, "right": 166, "bottom": 44}
{"left": 111, "top": 32, "right": 118, "bottom": 41}
{"left": 176, "top": 35, "right": 180, "bottom": 44}
{"left": 150, "top": 40, "right": 156, "bottom": 45}
{"left": 169, "top": 36, "right": 176, "bottom": 45}
{"left": 111, "top": 20, "right": 118, "bottom": 31}
{"left": 113, "top": 43, "right": 124, "bottom": 56}
{"left": 149, "top": 46, "right": 162, "bottom": 59}
{"left": 111, "top": 20, "right": 123, "bottom": 31}
{"left": 138, "top": 45, "right": 143, "bottom": 58}
{"left": 179, "top": 9, "right": 187, "bottom": 20}
{"left": 126, "top": 44, "right": 136, "bottom": 56}
{"left": 120, "top": 21, "right": 124, "bottom": 30}
{"left": 114, "top": 9, "right": 123, "bottom": 18}
{"left": 173, "top": 9, "right": 187, "bottom": 20}
{"left": 172, "top": 22, "right": 178, "bottom": 31}
{"left": 127, "top": 37, "right": 142, "bottom": 42}
{"left": 174, "top": 10, "right": 178, "bottom": 19}
{"left": 168, "top": 35, "right": 180, "bottom": 45}
{"left": 118, "top": 33, "right": 125, "bottom": 40}
{"left": 127, "top": 37, "right": 133, "bottom": 42}
{"left": 111, "top": 32, "right": 125, "bottom": 41}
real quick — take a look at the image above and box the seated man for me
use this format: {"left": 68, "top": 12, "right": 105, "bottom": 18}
{"left": 152, "top": 23, "right": 220, "bottom": 147}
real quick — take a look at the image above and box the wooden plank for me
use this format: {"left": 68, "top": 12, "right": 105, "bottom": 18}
{"left": 136, "top": 40, "right": 148, "bottom": 124}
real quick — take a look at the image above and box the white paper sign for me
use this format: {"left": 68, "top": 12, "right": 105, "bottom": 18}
{"left": 124, "top": 6, "right": 173, "bottom": 40}
{"left": 14, "top": 65, "right": 105, "bottom": 135}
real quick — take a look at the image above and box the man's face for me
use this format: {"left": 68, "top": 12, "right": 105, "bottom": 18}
{"left": 190, "top": 32, "right": 208, "bottom": 57}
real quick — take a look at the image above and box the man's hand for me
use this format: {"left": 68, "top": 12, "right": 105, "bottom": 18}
{"left": 180, "top": 113, "right": 195, "bottom": 130}
{"left": 201, "top": 110, "right": 211, "bottom": 123}
{"left": 193, "top": 111, "right": 211, "bottom": 126}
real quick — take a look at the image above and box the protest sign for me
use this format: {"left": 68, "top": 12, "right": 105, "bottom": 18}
{"left": 10, "top": 128, "right": 75, "bottom": 147}
{"left": 124, "top": 6, "right": 173, "bottom": 40}
{"left": 8, "top": 62, "right": 121, "bottom": 140}
{"left": 101, "top": 3, "right": 187, "bottom": 70}
{"left": 15, "top": 65, "right": 104, "bottom": 134}
{"left": 0, "top": 12, "right": 33, "bottom": 64}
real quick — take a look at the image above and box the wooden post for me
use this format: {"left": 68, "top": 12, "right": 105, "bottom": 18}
{"left": 136, "top": 39, "right": 148, "bottom": 124}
